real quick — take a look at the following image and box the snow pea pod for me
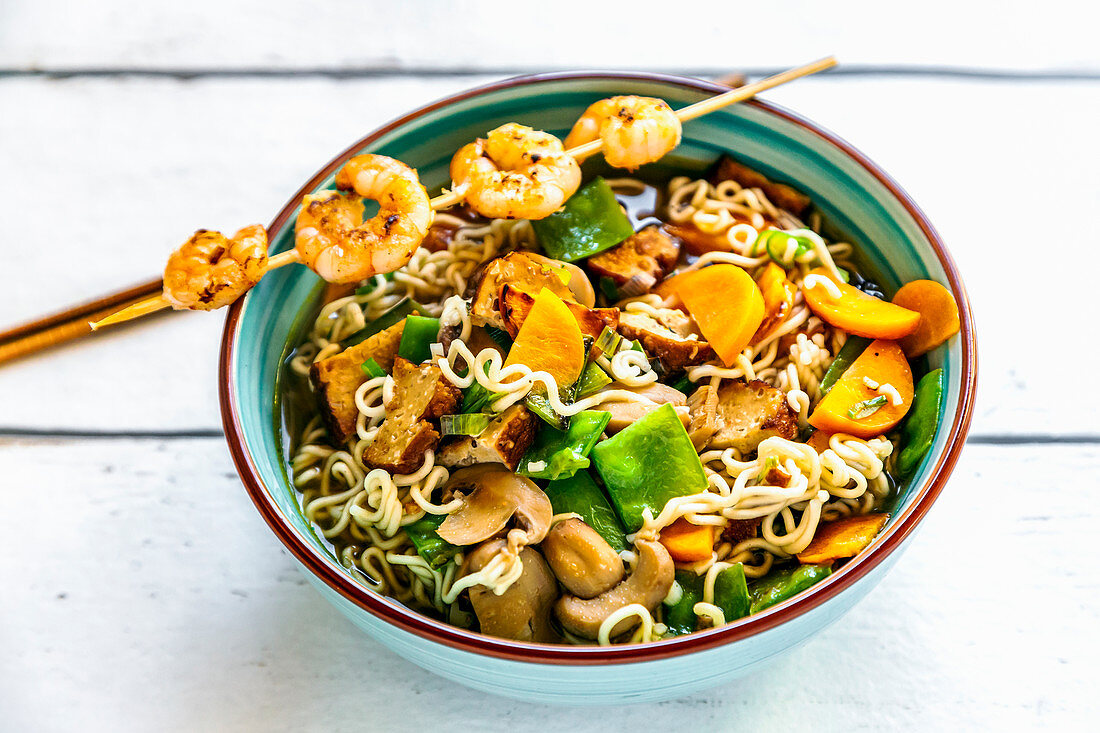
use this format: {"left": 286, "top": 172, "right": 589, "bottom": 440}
{"left": 749, "top": 563, "right": 832, "bottom": 614}
{"left": 663, "top": 570, "right": 704, "bottom": 636}
{"left": 405, "top": 514, "right": 460, "bottom": 570}
{"left": 897, "top": 368, "right": 944, "bottom": 477}
{"left": 543, "top": 470, "right": 627, "bottom": 552}
{"left": 818, "top": 335, "right": 871, "bottom": 397}
{"left": 396, "top": 315, "right": 441, "bottom": 364}
{"left": 532, "top": 177, "right": 635, "bottom": 262}
{"left": 518, "top": 410, "right": 611, "bottom": 480}
{"left": 591, "top": 403, "right": 709, "bottom": 532}
{"left": 714, "top": 563, "right": 751, "bottom": 622}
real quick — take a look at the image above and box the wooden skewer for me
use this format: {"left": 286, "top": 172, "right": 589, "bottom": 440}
{"left": 85, "top": 56, "right": 835, "bottom": 334}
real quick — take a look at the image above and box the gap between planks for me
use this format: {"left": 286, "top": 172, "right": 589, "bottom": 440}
{"left": 1, "top": 428, "right": 1098, "bottom": 445}
{"left": 3, "top": 66, "right": 1100, "bottom": 81}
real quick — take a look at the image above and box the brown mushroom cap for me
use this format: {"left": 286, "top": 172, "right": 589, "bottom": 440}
{"left": 437, "top": 465, "right": 553, "bottom": 546}
{"left": 541, "top": 518, "right": 625, "bottom": 599}
{"left": 554, "top": 539, "right": 674, "bottom": 640}
{"left": 558, "top": 260, "right": 596, "bottom": 307}
{"left": 462, "top": 539, "right": 560, "bottom": 643}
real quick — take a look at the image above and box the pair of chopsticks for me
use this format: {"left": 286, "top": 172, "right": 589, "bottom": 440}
{"left": 0, "top": 278, "right": 165, "bottom": 366}
{"left": 0, "top": 61, "right": 831, "bottom": 366}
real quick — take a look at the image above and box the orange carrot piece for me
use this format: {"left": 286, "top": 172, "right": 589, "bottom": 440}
{"left": 808, "top": 339, "right": 914, "bottom": 438}
{"left": 803, "top": 267, "right": 920, "bottom": 340}
{"left": 806, "top": 429, "right": 833, "bottom": 454}
{"left": 503, "top": 288, "right": 585, "bottom": 388}
{"left": 752, "top": 263, "right": 796, "bottom": 344}
{"left": 664, "top": 223, "right": 733, "bottom": 256}
{"left": 672, "top": 264, "right": 765, "bottom": 366}
{"left": 797, "top": 513, "right": 889, "bottom": 564}
{"left": 891, "top": 279, "right": 961, "bottom": 357}
{"left": 659, "top": 517, "right": 716, "bottom": 563}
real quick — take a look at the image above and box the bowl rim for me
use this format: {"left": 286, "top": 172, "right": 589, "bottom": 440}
{"left": 219, "top": 70, "right": 977, "bottom": 665}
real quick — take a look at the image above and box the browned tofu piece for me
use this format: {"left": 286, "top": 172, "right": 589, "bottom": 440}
{"left": 499, "top": 284, "right": 618, "bottom": 340}
{"left": 309, "top": 321, "right": 406, "bottom": 444}
{"left": 722, "top": 518, "right": 759, "bottom": 547}
{"left": 617, "top": 311, "right": 716, "bottom": 371}
{"left": 709, "top": 155, "right": 812, "bottom": 217}
{"left": 436, "top": 404, "right": 538, "bottom": 471}
{"left": 601, "top": 382, "right": 690, "bottom": 435}
{"left": 467, "top": 251, "right": 576, "bottom": 329}
{"left": 363, "top": 357, "right": 462, "bottom": 474}
{"left": 586, "top": 226, "right": 680, "bottom": 296}
{"left": 687, "top": 379, "right": 797, "bottom": 454}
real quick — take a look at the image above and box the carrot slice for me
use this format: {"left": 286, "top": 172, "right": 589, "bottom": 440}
{"left": 797, "top": 513, "right": 889, "bottom": 564}
{"left": 672, "top": 264, "right": 764, "bottom": 366}
{"left": 503, "top": 288, "right": 585, "bottom": 388}
{"left": 802, "top": 267, "right": 920, "bottom": 340}
{"left": 891, "top": 279, "right": 961, "bottom": 357}
{"left": 752, "top": 263, "right": 796, "bottom": 343}
{"left": 658, "top": 517, "right": 716, "bottom": 563}
{"left": 808, "top": 339, "right": 914, "bottom": 438}
{"left": 806, "top": 429, "right": 833, "bottom": 454}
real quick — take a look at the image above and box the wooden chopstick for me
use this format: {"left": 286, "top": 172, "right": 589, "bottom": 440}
{"left": 0, "top": 278, "right": 166, "bottom": 366}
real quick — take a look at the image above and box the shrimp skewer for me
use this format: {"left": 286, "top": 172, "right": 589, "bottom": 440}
{"left": 90, "top": 56, "right": 836, "bottom": 331}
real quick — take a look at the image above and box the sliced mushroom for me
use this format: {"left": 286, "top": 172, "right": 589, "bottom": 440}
{"left": 554, "top": 539, "right": 675, "bottom": 639}
{"left": 558, "top": 260, "right": 596, "bottom": 307}
{"left": 437, "top": 465, "right": 553, "bottom": 546}
{"left": 542, "top": 518, "right": 624, "bottom": 599}
{"left": 462, "top": 540, "right": 560, "bottom": 643}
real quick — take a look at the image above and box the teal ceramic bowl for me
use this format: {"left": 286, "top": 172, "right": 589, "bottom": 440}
{"left": 220, "top": 72, "right": 977, "bottom": 704}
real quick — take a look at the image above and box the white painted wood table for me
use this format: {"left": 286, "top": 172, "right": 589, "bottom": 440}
{"left": 2, "top": 2, "right": 1098, "bottom": 730}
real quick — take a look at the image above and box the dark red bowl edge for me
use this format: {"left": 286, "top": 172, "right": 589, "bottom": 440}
{"left": 219, "top": 70, "right": 978, "bottom": 666}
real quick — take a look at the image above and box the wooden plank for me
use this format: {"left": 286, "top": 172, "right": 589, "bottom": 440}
{"left": 1, "top": 437, "right": 1096, "bottom": 728}
{"left": 1, "top": 75, "right": 1096, "bottom": 434}
{"left": 3, "top": 1, "right": 1099, "bottom": 72}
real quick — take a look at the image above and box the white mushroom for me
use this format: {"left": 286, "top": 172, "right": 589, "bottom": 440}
{"left": 541, "top": 518, "right": 624, "bottom": 599}
{"left": 461, "top": 540, "right": 560, "bottom": 643}
{"left": 437, "top": 465, "right": 553, "bottom": 546}
{"left": 554, "top": 539, "right": 674, "bottom": 640}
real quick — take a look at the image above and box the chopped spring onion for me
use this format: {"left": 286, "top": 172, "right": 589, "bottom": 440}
{"left": 593, "top": 325, "right": 622, "bottom": 357}
{"left": 343, "top": 296, "right": 427, "bottom": 347}
{"left": 360, "top": 358, "right": 386, "bottom": 378}
{"left": 848, "top": 395, "right": 888, "bottom": 420}
{"left": 756, "top": 230, "right": 814, "bottom": 267}
{"left": 440, "top": 413, "right": 492, "bottom": 437}
{"left": 669, "top": 374, "right": 696, "bottom": 396}
{"left": 757, "top": 455, "right": 780, "bottom": 482}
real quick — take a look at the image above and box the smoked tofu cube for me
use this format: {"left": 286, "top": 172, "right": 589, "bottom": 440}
{"left": 436, "top": 404, "right": 538, "bottom": 471}
{"left": 362, "top": 357, "right": 462, "bottom": 474}
{"left": 617, "top": 311, "right": 716, "bottom": 371}
{"left": 309, "top": 321, "right": 406, "bottom": 444}
{"left": 687, "top": 378, "right": 797, "bottom": 454}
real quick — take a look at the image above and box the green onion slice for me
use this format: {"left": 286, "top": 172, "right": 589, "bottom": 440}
{"left": 848, "top": 395, "right": 888, "bottom": 420}
{"left": 593, "top": 325, "right": 622, "bottom": 357}
{"left": 440, "top": 413, "right": 492, "bottom": 437}
{"left": 360, "top": 358, "right": 386, "bottom": 378}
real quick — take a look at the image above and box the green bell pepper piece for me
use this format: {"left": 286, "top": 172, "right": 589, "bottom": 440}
{"left": 749, "top": 563, "right": 832, "bottom": 614}
{"left": 818, "top": 336, "right": 872, "bottom": 397}
{"left": 397, "top": 315, "right": 441, "bottom": 364}
{"left": 404, "top": 514, "right": 460, "bottom": 569}
{"left": 343, "top": 296, "right": 427, "bottom": 347}
{"left": 543, "top": 470, "right": 627, "bottom": 552}
{"left": 714, "top": 563, "right": 751, "bottom": 622}
{"left": 531, "top": 177, "right": 635, "bottom": 262}
{"left": 517, "top": 410, "right": 611, "bottom": 480}
{"left": 897, "top": 368, "right": 945, "bottom": 477}
{"left": 662, "top": 570, "right": 704, "bottom": 636}
{"left": 590, "top": 403, "right": 709, "bottom": 532}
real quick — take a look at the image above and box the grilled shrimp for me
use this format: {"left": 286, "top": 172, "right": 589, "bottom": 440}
{"left": 295, "top": 154, "right": 433, "bottom": 283}
{"left": 162, "top": 225, "right": 268, "bottom": 310}
{"left": 450, "top": 123, "right": 581, "bottom": 220}
{"left": 564, "top": 96, "right": 682, "bottom": 171}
